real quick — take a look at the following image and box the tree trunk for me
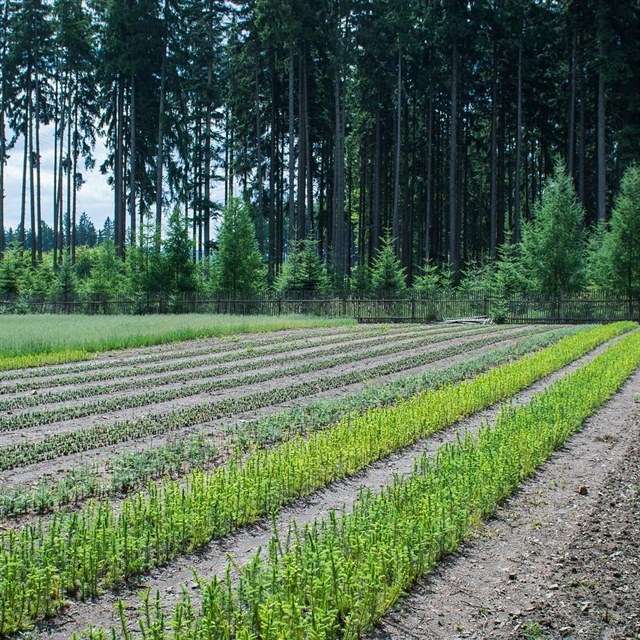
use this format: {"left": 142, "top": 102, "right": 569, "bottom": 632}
{"left": 29, "top": 89, "right": 36, "bottom": 265}
{"left": 596, "top": 37, "right": 606, "bottom": 222}
{"left": 333, "top": 76, "right": 345, "bottom": 279}
{"left": 268, "top": 48, "right": 277, "bottom": 279}
{"left": 392, "top": 46, "right": 402, "bottom": 252}
{"left": 372, "top": 108, "right": 381, "bottom": 257}
{"left": 115, "top": 76, "right": 125, "bottom": 257}
{"left": 514, "top": 36, "right": 523, "bottom": 243}
{"left": 20, "top": 73, "right": 30, "bottom": 252}
{"left": 72, "top": 97, "right": 79, "bottom": 262}
{"left": 425, "top": 84, "right": 434, "bottom": 264}
{"left": 129, "top": 73, "right": 137, "bottom": 247}
{"left": 449, "top": 38, "right": 459, "bottom": 282}
{"left": 35, "top": 69, "right": 42, "bottom": 262}
{"left": 297, "top": 46, "right": 306, "bottom": 239}
{"left": 288, "top": 45, "right": 295, "bottom": 245}
{"left": 567, "top": 32, "right": 576, "bottom": 178}
{"left": 255, "top": 64, "right": 264, "bottom": 253}
{"left": 578, "top": 48, "right": 586, "bottom": 206}
{"left": 155, "top": 1, "right": 168, "bottom": 251}
{"left": 66, "top": 96, "right": 71, "bottom": 256}
{"left": 490, "top": 44, "right": 498, "bottom": 259}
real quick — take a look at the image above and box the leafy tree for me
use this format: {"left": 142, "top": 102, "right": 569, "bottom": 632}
{"left": 276, "top": 237, "right": 329, "bottom": 293}
{"left": 211, "top": 198, "right": 265, "bottom": 293}
{"left": 584, "top": 221, "right": 610, "bottom": 289}
{"left": 370, "top": 233, "right": 406, "bottom": 294}
{"left": 0, "top": 245, "right": 27, "bottom": 296}
{"left": 493, "top": 233, "right": 528, "bottom": 297}
{"left": 520, "top": 162, "right": 585, "bottom": 296}
{"left": 601, "top": 164, "right": 640, "bottom": 296}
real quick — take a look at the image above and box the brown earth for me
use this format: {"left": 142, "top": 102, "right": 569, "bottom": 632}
{"left": 367, "top": 367, "right": 640, "bottom": 640}
{"left": 34, "top": 330, "right": 617, "bottom": 640}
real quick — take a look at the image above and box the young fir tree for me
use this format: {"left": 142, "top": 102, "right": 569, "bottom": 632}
{"left": 370, "top": 233, "right": 406, "bottom": 294}
{"left": 211, "top": 199, "right": 265, "bottom": 294}
{"left": 413, "top": 261, "right": 441, "bottom": 295}
{"left": 276, "top": 238, "right": 330, "bottom": 293}
{"left": 601, "top": 163, "right": 640, "bottom": 297}
{"left": 164, "top": 207, "right": 197, "bottom": 294}
{"left": 520, "top": 161, "right": 584, "bottom": 296}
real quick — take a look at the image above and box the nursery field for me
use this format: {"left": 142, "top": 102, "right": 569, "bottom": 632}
{"left": 0, "top": 320, "right": 638, "bottom": 639}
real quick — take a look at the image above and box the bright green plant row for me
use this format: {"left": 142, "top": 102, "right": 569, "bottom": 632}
{"left": 0, "top": 325, "right": 507, "bottom": 430}
{"left": 0, "top": 324, "right": 433, "bottom": 395}
{"left": 0, "top": 329, "right": 536, "bottom": 472}
{"left": 0, "top": 327, "right": 576, "bottom": 520}
{"left": 0, "top": 323, "right": 375, "bottom": 382}
{"left": 0, "top": 326, "right": 469, "bottom": 412}
{"left": 87, "top": 329, "right": 640, "bottom": 640}
{"left": 0, "top": 314, "right": 356, "bottom": 365}
{"left": 0, "top": 323, "right": 631, "bottom": 635}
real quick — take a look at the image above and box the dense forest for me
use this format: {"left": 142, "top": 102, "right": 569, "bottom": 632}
{"left": 0, "top": 0, "right": 639, "bottom": 297}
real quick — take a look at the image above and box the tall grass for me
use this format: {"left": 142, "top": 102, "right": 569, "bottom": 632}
{"left": 0, "top": 314, "right": 355, "bottom": 369}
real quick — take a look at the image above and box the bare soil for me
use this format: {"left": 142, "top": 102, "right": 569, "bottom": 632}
{"left": 367, "top": 367, "right": 640, "bottom": 640}
{"left": 0, "top": 325, "right": 519, "bottom": 449}
{"left": 34, "top": 329, "right": 614, "bottom": 640}
{"left": 0, "top": 326, "right": 530, "bottom": 492}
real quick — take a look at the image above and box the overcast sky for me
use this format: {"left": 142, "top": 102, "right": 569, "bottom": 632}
{"left": 4, "top": 125, "right": 113, "bottom": 231}
{"left": 4, "top": 126, "right": 226, "bottom": 234}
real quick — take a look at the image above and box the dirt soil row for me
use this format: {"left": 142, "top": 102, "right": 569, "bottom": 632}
{"left": 367, "top": 366, "right": 640, "bottom": 640}
{"left": 34, "top": 331, "right": 618, "bottom": 640}
{"left": 0, "top": 326, "right": 521, "bottom": 449}
{"left": 0, "top": 327, "right": 536, "bottom": 492}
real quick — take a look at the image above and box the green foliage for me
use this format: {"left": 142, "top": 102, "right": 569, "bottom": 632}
{"left": 602, "top": 164, "right": 640, "bottom": 296}
{"left": 211, "top": 199, "right": 265, "bottom": 294}
{"left": 84, "top": 241, "right": 126, "bottom": 300}
{"left": 584, "top": 221, "right": 610, "bottom": 289}
{"left": 52, "top": 256, "right": 77, "bottom": 298}
{"left": 413, "top": 261, "right": 441, "bottom": 295}
{"left": 349, "top": 261, "right": 371, "bottom": 293}
{"left": 164, "top": 208, "right": 197, "bottom": 294}
{"left": 0, "top": 247, "right": 26, "bottom": 297}
{"left": 520, "top": 162, "right": 585, "bottom": 296}
{"left": 493, "top": 234, "right": 528, "bottom": 297}
{"left": 370, "top": 233, "right": 406, "bottom": 293}
{"left": 276, "top": 237, "right": 330, "bottom": 293}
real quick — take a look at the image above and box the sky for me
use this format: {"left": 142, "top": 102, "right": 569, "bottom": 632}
{"left": 3, "top": 126, "right": 226, "bottom": 235}
{"left": 4, "top": 125, "right": 113, "bottom": 231}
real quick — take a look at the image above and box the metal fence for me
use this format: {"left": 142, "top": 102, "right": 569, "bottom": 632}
{"left": 1, "top": 291, "right": 638, "bottom": 324}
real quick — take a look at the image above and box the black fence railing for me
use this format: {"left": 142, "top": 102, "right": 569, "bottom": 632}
{"left": 1, "top": 291, "right": 638, "bottom": 324}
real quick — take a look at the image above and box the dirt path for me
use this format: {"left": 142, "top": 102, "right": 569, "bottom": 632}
{"left": 366, "top": 368, "right": 640, "bottom": 640}
{"left": 35, "top": 332, "right": 614, "bottom": 640}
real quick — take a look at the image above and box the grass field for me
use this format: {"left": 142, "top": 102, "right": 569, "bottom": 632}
{"left": 0, "top": 313, "right": 355, "bottom": 369}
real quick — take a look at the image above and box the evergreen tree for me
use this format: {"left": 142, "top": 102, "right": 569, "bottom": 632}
{"left": 601, "top": 164, "right": 640, "bottom": 296}
{"left": 52, "top": 254, "right": 76, "bottom": 298}
{"left": 211, "top": 198, "right": 265, "bottom": 294}
{"left": 164, "top": 206, "right": 196, "bottom": 293}
{"left": 521, "top": 162, "right": 585, "bottom": 296}
{"left": 370, "top": 233, "right": 406, "bottom": 294}
{"left": 413, "top": 261, "right": 441, "bottom": 295}
{"left": 276, "top": 237, "right": 329, "bottom": 293}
